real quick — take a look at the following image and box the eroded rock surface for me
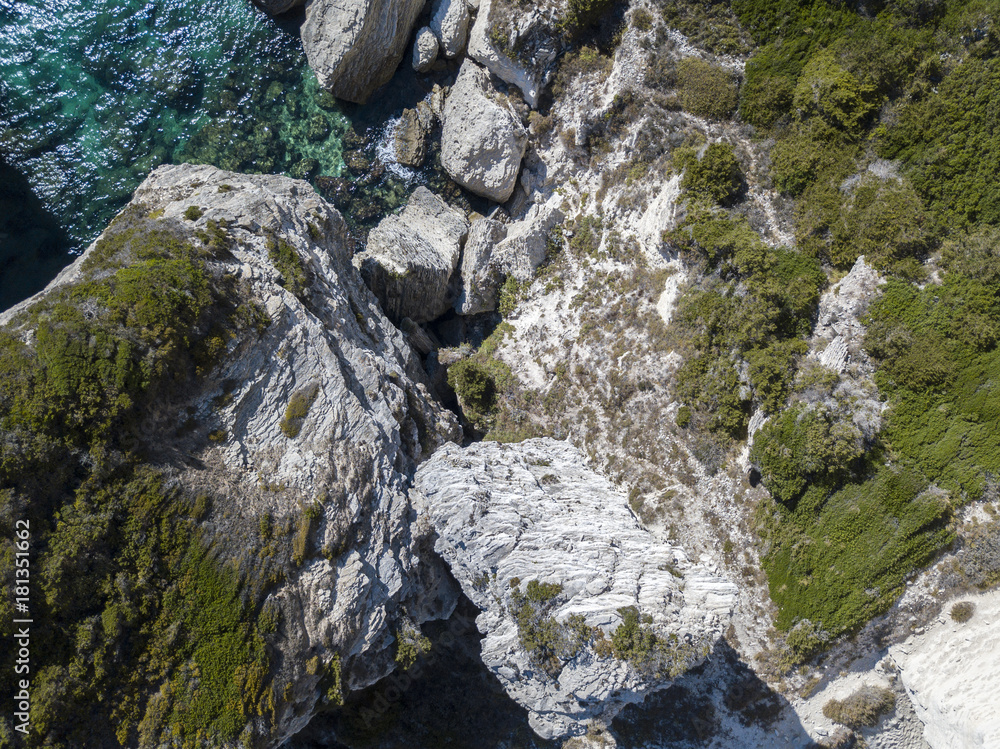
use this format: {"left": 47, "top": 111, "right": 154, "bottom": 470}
{"left": 455, "top": 216, "right": 507, "bottom": 314}
{"left": 301, "top": 0, "right": 424, "bottom": 104}
{"left": 891, "top": 590, "right": 1000, "bottom": 749}
{"left": 441, "top": 60, "right": 529, "bottom": 202}
{"left": 430, "top": 0, "right": 471, "bottom": 58}
{"left": 353, "top": 186, "right": 469, "bottom": 323}
{"left": 15, "top": 163, "right": 464, "bottom": 747}
{"left": 412, "top": 25, "right": 439, "bottom": 73}
{"left": 467, "top": 0, "right": 559, "bottom": 107}
{"left": 413, "top": 438, "right": 738, "bottom": 740}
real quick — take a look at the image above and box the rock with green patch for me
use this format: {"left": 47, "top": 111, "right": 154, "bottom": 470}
{"left": 412, "top": 438, "right": 737, "bottom": 740}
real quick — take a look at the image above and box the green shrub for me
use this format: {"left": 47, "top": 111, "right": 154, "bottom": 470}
{"left": 561, "top": 0, "right": 618, "bottom": 35}
{"left": 879, "top": 57, "right": 1000, "bottom": 227}
{"left": 448, "top": 359, "right": 498, "bottom": 423}
{"left": 525, "top": 579, "right": 563, "bottom": 603}
{"left": 823, "top": 685, "right": 896, "bottom": 728}
{"left": 676, "top": 57, "right": 740, "bottom": 120}
{"left": 631, "top": 8, "right": 653, "bottom": 31}
{"left": 682, "top": 143, "right": 743, "bottom": 205}
{"left": 183, "top": 205, "right": 204, "bottom": 221}
{"left": 675, "top": 405, "right": 692, "bottom": 428}
{"left": 740, "top": 72, "right": 794, "bottom": 128}
{"left": 266, "top": 231, "right": 310, "bottom": 298}
{"left": 280, "top": 383, "right": 320, "bottom": 439}
{"left": 950, "top": 601, "right": 975, "bottom": 623}
{"left": 751, "top": 404, "right": 864, "bottom": 504}
{"left": 792, "top": 49, "right": 875, "bottom": 138}
{"left": 829, "top": 176, "right": 933, "bottom": 270}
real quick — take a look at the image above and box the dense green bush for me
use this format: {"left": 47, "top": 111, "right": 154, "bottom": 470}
{"left": 676, "top": 57, "right": 740, "bottom": 120}
{"left": 760, "top": 465, "right": 952, "bottom": 633}
{"left": 448, "top": 358, "right": 498, "bottom": 425}
{"left": 791, "top": 50, "right": 875, "bottom": 137}
{"left": 829, "top": 176, "right": 933, "bottom": 270}
{"left": 750, "top": 404, "right": 863, "bottom": 504}
{"left": 669, "top": 212, "right": 824, "bottom": 434}
{"left": 682, "top": 143, "right": 744, "bottom": 206}
{"left": 879, "top": 57, "right": 1000, "bottom": 227}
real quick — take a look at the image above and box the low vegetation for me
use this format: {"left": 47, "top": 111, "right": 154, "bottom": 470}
{"left": 280, "top": 382, "right": 320, "bottom": 438}
{"left": 950, "top": 601, "right": 975, "bottom": 623}
{"left": 0, "top": 210, "right": 284, "bottom": 747}
{"left": 822, "top": 685, "right": 896, "bottom": 728}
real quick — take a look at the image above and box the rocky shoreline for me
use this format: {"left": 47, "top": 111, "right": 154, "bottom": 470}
{"left": 4, "top": 1, "right": 999, "bottom": 748}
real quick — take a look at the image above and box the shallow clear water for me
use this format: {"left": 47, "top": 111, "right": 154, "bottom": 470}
{"left": 0, "top": 0, "right": 352, "bottom": 248}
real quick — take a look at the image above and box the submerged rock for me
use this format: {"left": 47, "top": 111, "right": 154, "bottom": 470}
{"left": 353, "top": 186, "right": 469, "bottom": 323}
{"left": 413, "top": 438, "right": 738, "bottom": 740}
{"left": 301, "top": 0, "right": 425, "bottom": 104}
{"left": 441, "top": 60, "right": 528, "bottom": 203}
{"left": 394, "top": 103, "right": 435, "bottom": 168}
{"left": 252, "top": 0, "right": 305, "bottom": 15}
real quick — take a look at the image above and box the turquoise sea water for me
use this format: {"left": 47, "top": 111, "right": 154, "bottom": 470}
{"left": 0, "top": 0, "right": 440, "bottom": 309}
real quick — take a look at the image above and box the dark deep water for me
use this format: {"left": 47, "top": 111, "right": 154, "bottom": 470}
{"left": 0, "top": 0, "right": 445, "bottom": 311}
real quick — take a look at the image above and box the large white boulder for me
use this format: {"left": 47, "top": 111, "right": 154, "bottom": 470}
{"left": 353, "top": 187, "right": 469, "bottom": 323}
{"left": 441, "top": 61, "right": 528, "bottom": 203}
{"left": 301, "top": 0, "right": 425, "bottom": 104}
{"left": 413, "top": 438, "right": 738, "bottom": 740}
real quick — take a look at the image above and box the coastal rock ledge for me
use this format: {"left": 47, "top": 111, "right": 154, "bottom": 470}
{"left": 413, "top": 438, "right": 738, "bottom": 740}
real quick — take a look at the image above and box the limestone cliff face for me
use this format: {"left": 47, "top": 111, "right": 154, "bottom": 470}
{"left": 413, "top": 438, "right": 738, "bottom": 740}
{"left": 19, "top": 163, "right": 463, "bottom": 747}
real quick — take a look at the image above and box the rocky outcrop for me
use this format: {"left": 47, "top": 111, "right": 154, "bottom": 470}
{"left": 412, "top": 438, "right": 738, "bottom": 740}
{"left": 441, "top": 61, "right": 529, "bottom": 203}
{"left": 430, "top": 0, "right": 471, "bottom": 58}
{"left": 394, "top": 103, "right": 434, "bottom": 168}
{"left": 353, "top": 186, "right": 469, "bottom": 323}
{"left": 467, "top": 0, "right": 560, "bottom": 107}
{"left": 301, "top": 0, "right": 424, "bottom": 104}
{"left": 412, "top": 26, "right": 439, "bottom": 73}
{"left": 810, "top": 255, "right": 885, "bottom": 374}
{"left": 455, "top": 216, "right": 507, "bottom": 314}
{"left": 13, "top": 163, "right": 464, "bottom": 747}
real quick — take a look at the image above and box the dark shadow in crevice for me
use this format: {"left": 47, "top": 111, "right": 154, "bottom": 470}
{"left": 0, "top": 154, "right": 74, "bottom": 312}
{"left": 282, "top": 596, "right": 558, "bottom": 749}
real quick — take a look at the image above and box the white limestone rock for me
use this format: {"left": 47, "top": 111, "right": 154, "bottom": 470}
{"left": 412, "top": 438, "right": 738, "bottom": 740}
{"left": 890, "top": 590, "right": 1000, "bottom": 749}
{"left": 353, "top": 186, "right": 470, "bottom": 323}
{"left": 455, "top": 217, "right": 507, "bottom": 315}
{"left": 467, "top": 0, "right": 559, "bottom": 107}
{"left": 412, "top": 25, "right": 439, "bottom": 73}
{"left": 430, "top": 0, "right": 471, "bottom": 58}
{"left": 301, "top": 0, "right": 425, "bottom": 104}
{"left": 5, "top": 163, "right": 464, "bottom": 747}
{"left": 441, "top": 60, "right": 528, "bottom": 203}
